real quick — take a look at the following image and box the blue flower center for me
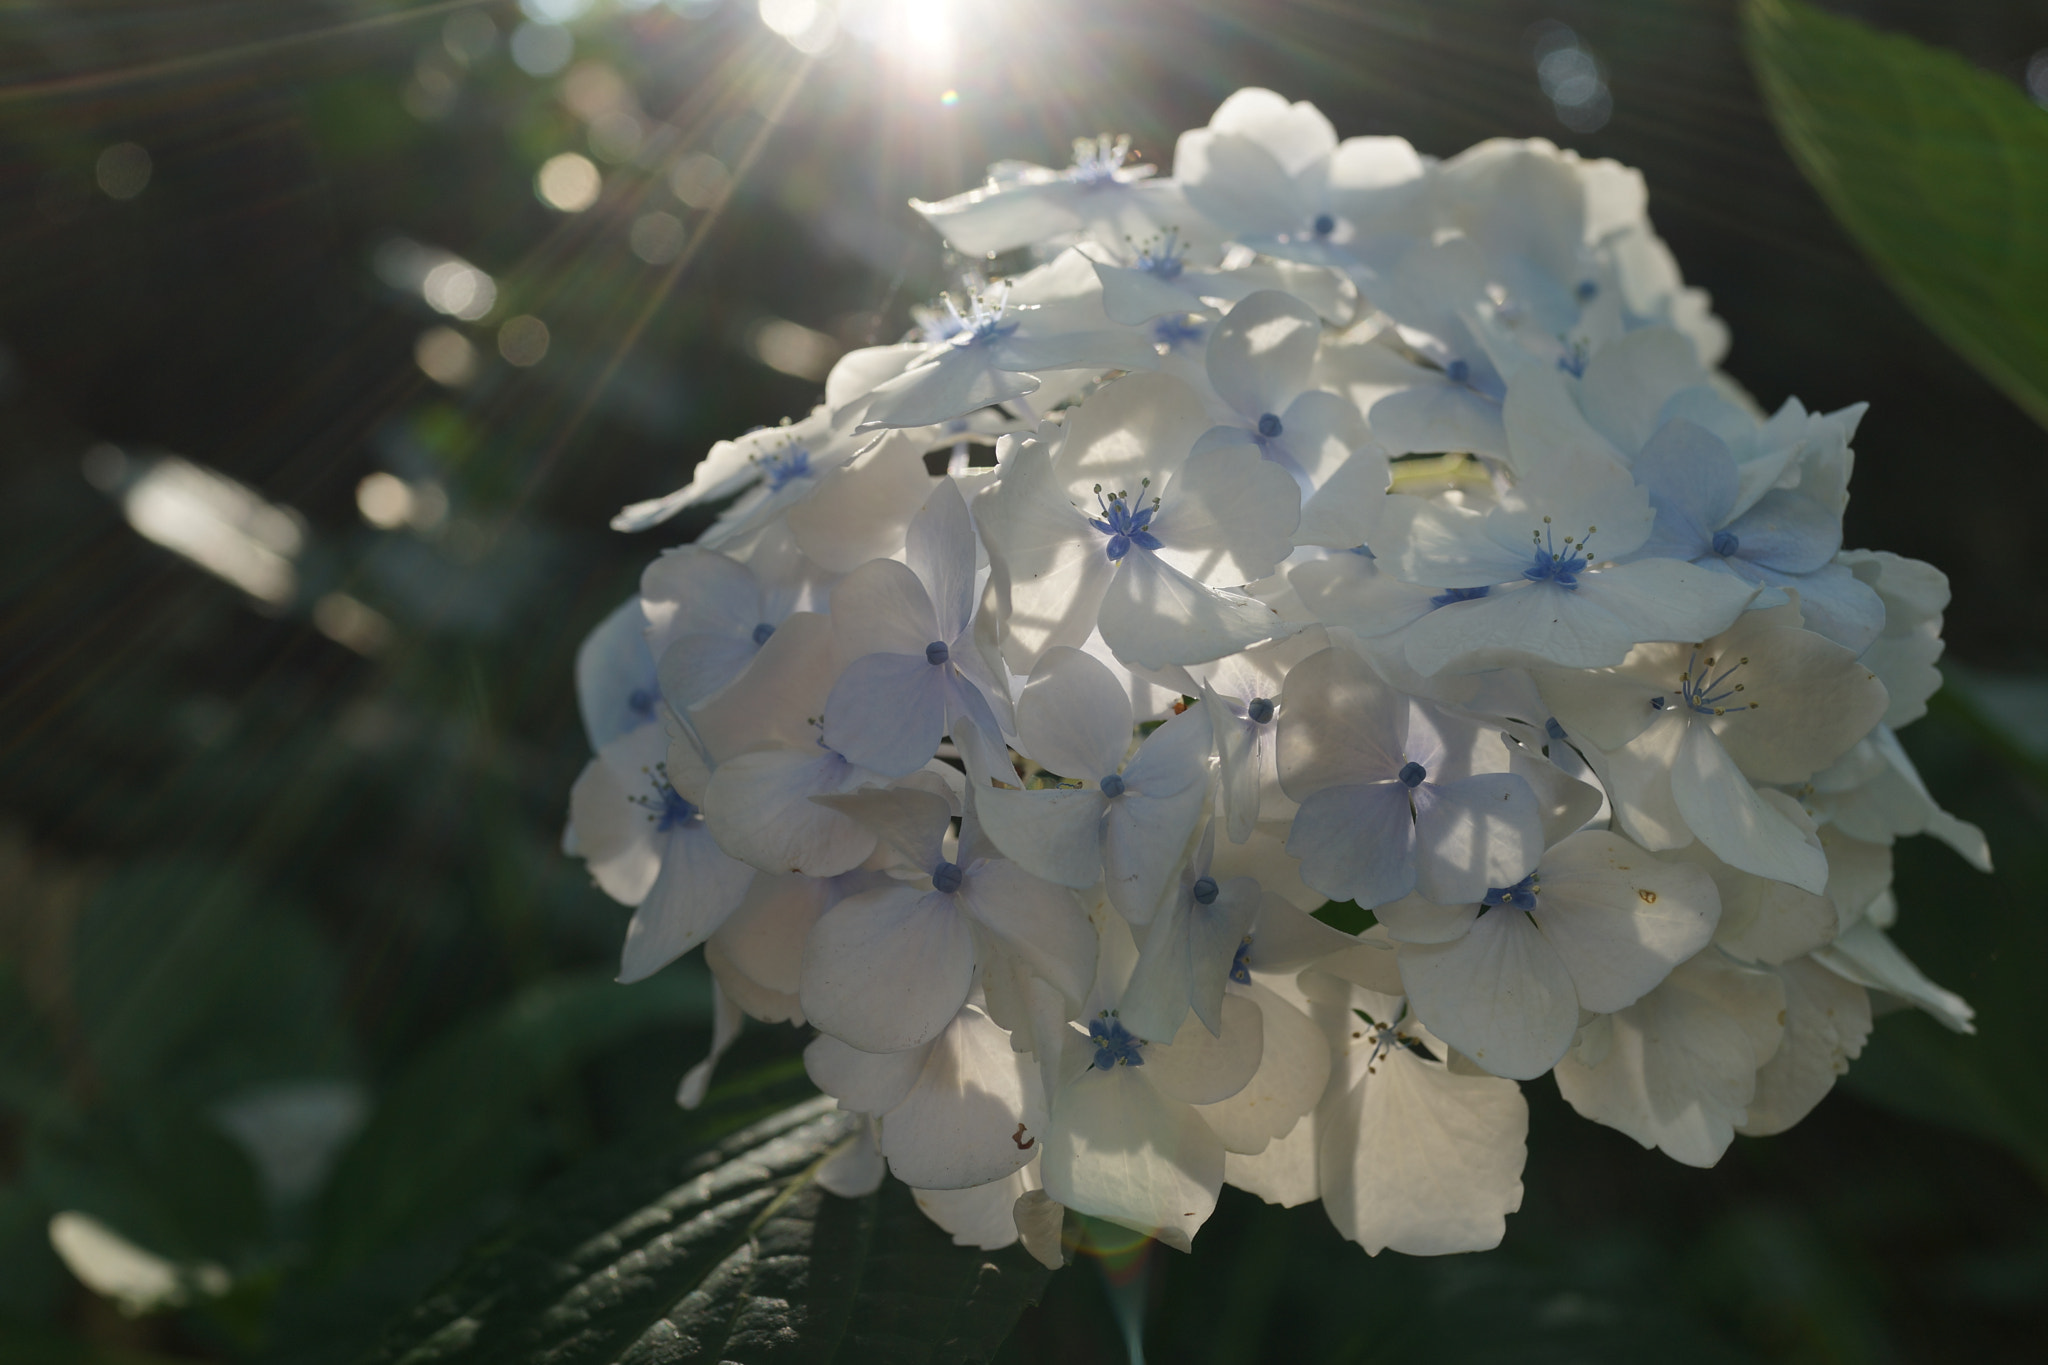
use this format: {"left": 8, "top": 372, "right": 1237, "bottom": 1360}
{"left": 1099, "top": 772, "right": 1126, "bottom": 799}
{"left": 1089, "top": 1015, "right": 1145, "bottom": 1069}
{"left": 1088, "top": 485, "right": 1163, "bottom": 562}
{"left": 1678, "top": 647, "right": 1756, "bottom": 718}
{"left": 1152, "top": 315, "right": 1205, "bottom": 350}
{"left": 1398, "top": 761, "right": 1427, "bottom": 788}
{"left": 1191, "top": 875, "right": 1219, "bottom": 905}
{"left": 752, "top": 621, "right": 776, "bottom": 645}
{"left": 1429, "top": 584, "right": 1491, "bottom": 609}
{"left": 1482, "top": 873, "right": 1540, "bottom": 911}
{"left": 1711, "top": 529, "right": 1741, "bottom": 557}
{"left": 925, "top": 640, "right": 950, "bottom": 666}
{"left": 1136, "top": 228, "right": 1187, "bottom": 280}
{"left": 931, "top": 860, "right": 965, "bottom": 894}
{"left": 1545, "top": 716, "right": 1567, "bottom": 741}
{"left": 1067, "top": 133, "right": 1133, "bottom": 188}
{"left": 1575, "top": 279, "right": 1599, "bottom": 302}
{"left": 762, "top": 447, "right": 812, "bottom": 492}
{"left": 631, "top": 764, "right": 699, "bottom": 833}
{"left": 627, "top": 686, "right": 658, "bottom": 720}
{"left": 1312, "top": 212, "right": 1336, "bottom": 237}
{"left": 1522, "top": 519, "right": 1594, "bottom": 589}
{"left": 1247, "top": 696, "right": 1275, "bottom": 725}
{"left": 1229, "top": 936, "right": 1253, "bottom": 985}
{"left": 1445, "top": 358, "right": 1470, "bottom": 385}
{"left": 1257, "top": 412, "right": 1284, "bottom": 439}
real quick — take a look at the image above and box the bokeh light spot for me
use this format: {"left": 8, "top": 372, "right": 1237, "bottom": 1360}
{"left": 669, "top": 152, "right": 730, "bottom": 209}
{"left": 536, "top": 152, "right": 601, "bottom": 211}
{"left": 511, "top": 21, "right": 573, "bottom": 75}
{"left": 630, "top": 212, "right": 686, "bottom": 264}
{"left": 95, "top": 143, "right": 152, "bottom": 200}
{"left": 498, "top": 315, "right": 551, "bottom": 367}
{"left": 415, "top": 327, "right": 479, "bottom": 386}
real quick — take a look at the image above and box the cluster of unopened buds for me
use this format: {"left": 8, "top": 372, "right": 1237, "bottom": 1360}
{"left": 564, "top": 90, "right": 1986, "bottom": 1263}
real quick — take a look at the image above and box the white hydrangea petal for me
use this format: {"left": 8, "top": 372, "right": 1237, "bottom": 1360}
{"left": 974, "top": 784, "right": 1109, "bottom": 889}
{"left": 618, "top": 826, "right": 756, "bottom": 983}
{"left": 1532, "top": 830, "right": 1721, "bottom": 1014}
{"left": 1570, "top": 559, "right": 1759, "bottom": 648}
{"left": 1397, "top": 907, "right": 1580, "bottom": 1080}
{"left": 1041, "top": 1062, "right": 1224, "bottom": 1253}
{"left": 1286, "top": 782, "right": 1416, "bottom": 907}
{"left": 1098, "top": 548, "right": 1285, "bottom": 671}
{"left": 809, "top": 784, "right": 952, "bottom": 874}
{"left": 1152, "top": 442, "right": 1302, "bottom": 587}
{"left": 1053, "top": 371, "right": 1211, "bottom": 505}
{"left": 1274, "top": 645, "right": 1406, "bottom": 797}
{"left": 977, "top": 440, "right": 1118, "bottom": 672}
{"left": 1318, "top": 1045, "right": 1526, "bottom": 1256}
{"left": 959, "top": 859, "right": 1099, "bottom": 1007}
{"left": 912, "top": 1167, "right": 1042, "bottom": 1251}
{"left": 1738, "top": 957, "right": 1871, "bottom": 1136}
{"left": 690, "top": 613, "right": 837, "bottom": 762}
{"left": 704, "top": 748, "right": 880, "bottom": 877}
{"left": 1812, "top": 920, "right": 1975, "bottom": 1034}
{"left": 882, "top": 1007, "right": 1046, "bottom": 1190}
{"left": 1103, "top": 780, "right": 1210, "bottom": 926}
{"left": 1016, "top": 645, "right": 1135, "bottom": 781}
{"left": 1401, "top": 582, "right": 1638, "bottom": 676}
{"left": 1373, "top": 892, "right": 1480, "bottom": 945}
{"left": 1553, "top": 952, "right": 1784, "bottom": 1168}
{"left": 1206, "top": 290, "right": 1322, "bottom": 421}
{"left": 567, "top": 757, "right": 660, "bottom": 905}
{"left": 708, "top": 872, "right": 829, "bottom": 1008}
{"left": 1140, "top": 992, "right": 1264, "bottom": 1105}
{"left": 1672, "top": 723, "right": 1829, "bottom": 893}
{"left": 855, "top": 347, "right": 1041, "bottom": 433}
{"left": 829, "top": 557, "right": 943, "bottom": 660}
{"left": 1196, "top": 981, "right": 1331, "bottom": 1155}
{"left": 1122, "top": 875, "right": 1259, "bottom": 1042}
{"left": 805, "top": 1031, "right": 932, "bottom": 1115}
{"left": 787, "top": 431, "right": 935, "bottom": 573}
{"left": 821, "top": 651, "right": 951, "bottom": 778}
{"left": 906, "top": 478, "right": 980, "bottom": 645}
{"left": 800, "top": 885, "right": 977, "bottom": 1054}
{"left": 575, "top": 598, "right": 660, "bottom": 752}
{"left": 1411, "top": 773, "right": 1544, "bottom": 907}
{"left": 677, "top": 984, "right": 744, "bottom": 1109}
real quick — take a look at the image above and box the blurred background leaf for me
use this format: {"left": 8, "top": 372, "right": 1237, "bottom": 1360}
{"left": 1745, "top": 0, "right": 2048, "bottom": 431}
{"left": 0, "top": 1, "right": 2045, "bottom": 1362}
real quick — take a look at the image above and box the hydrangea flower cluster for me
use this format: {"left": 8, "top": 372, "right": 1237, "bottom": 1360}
{"left": 564, "top": 90, "right": 1987, "bottom": 1263}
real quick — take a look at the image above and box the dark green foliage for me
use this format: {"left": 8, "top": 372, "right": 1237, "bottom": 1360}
{"left": 1746, "top": 0, "right": 2048, "bottom": 429}
{"left": 360, "top": 1095, "right": 1051, "bottom": 1365}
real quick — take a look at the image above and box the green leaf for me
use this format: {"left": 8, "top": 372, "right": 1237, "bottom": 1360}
{"left": 1744, "top": 0, "right": 2048, "bottom": 429}
{"left": 358, "top": 1095, "right": 1052, "bottom": 1365}
{"left": 312, "top": 968, "right": 715, "bottom": 1273}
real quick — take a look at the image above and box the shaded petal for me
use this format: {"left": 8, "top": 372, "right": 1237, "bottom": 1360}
{"left": 1153, "top": 441, "right": 1302, "bottom": 587}
{"left": 1553, "top": 952, "right": 1783, "bottom": 1168}
{"left": 1196, "top": 982, "right": 1332, "bottom": 1155}
{"left": 1142, "top": 992, "right": 1265, "bottom": 1104}
{"left": 705, "top": 748, "right": 881, "bottom": 877}
{"left": 1207, "top": 289, "right": 1322, "bottom": 421}
{"left": 1016, "top": 645, "right": 1134, "bottom": 781}
{"left": 974, "top": 785, "right": 1109, "bottom": 889}
{"left": 1099, "top": 549, "right": 1287, "bottom": 670}
{"left": 620, "top": 826, "right": 755, "bottom": 983}
{"left": 800, "top": 885, "right": 977, "bottom": 1053}
{"left": 1286, "top": 783, "right": 1417, "bottom": 907}
{"left": 1533, "top": 830, "right": 1720, "bottom": 1013}
{"left": 1397, "top": 908, "right": 1580, "bottom": 1080}
{"left": 1410, "top": 772, "right": 1543, "bottom": 906}
{"left": 960, "top": 859, "right": 1099, "bottom": 1007}
{"left": 907, "top": 477, "right": 980, "bottom": 644}
{"left": 1672, "top": 724, "right": 1829, "bottom": 893}
{"left": 882, "top": 1007, "right": 1046, "bottom": 1190}
{"left": 1041, "top": 1062, "right": 1224, "bottom": 1253}
{"left": 821, "top": 651, "right": 951, "bottom": 778}
{"left": 1319, "top": 1046, "right": 1526, "bottom": 1256}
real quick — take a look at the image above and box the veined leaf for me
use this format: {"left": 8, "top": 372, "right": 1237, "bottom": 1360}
{"left": 358, "top": 1095, "right": 1052, "bottom": 1365}
{"left": 1745, "top": 0, "right": 2048, "bottom": 429}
